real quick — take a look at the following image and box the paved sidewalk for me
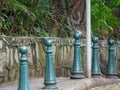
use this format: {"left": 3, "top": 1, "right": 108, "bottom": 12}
{"left": 90, "top": 83, "right": 120, "bottom": 90}
{"left": 0, "top": 77, "right": 120, "bottom": 90}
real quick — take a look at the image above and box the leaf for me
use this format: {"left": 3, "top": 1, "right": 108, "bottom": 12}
{"left": 11, "top": 0, "right": 29, "bottom": 13}
{"left": 0, "top": 23, "right": 3, "bottom": 29}
{"left": 34, "top": 27, "right": 41, "bottom": 33}
{"left": 110, "top": 0, "right": 120, "bottom": 6}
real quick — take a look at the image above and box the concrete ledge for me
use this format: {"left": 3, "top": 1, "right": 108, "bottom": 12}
{"left": 0, "top": 77, "right": 120, "bottom": 90}
{"left": 90, "top": 82, "right": 120, "bottom": 90}
{"left": 59, "top": 77, "right": 120, "bottom": 90}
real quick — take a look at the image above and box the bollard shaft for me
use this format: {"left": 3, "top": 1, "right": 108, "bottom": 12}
{"left": 44, "top": 40, "right": 58, "bottom": 89}
{"left": 18, "top": 46, "right": 30, "bottom": 90}
{"left": 107, "top": 39, "right": 117, "bottom": 78}
{"left": 91, "top": 37, "right": 101, "bottom": 77}
{"left": 70, "top": 33, "right": 84, "bottom": 79}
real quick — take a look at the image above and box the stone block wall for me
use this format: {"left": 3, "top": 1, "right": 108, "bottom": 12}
{"left": 0, "top": 37, "right": 120, "bottom": 83}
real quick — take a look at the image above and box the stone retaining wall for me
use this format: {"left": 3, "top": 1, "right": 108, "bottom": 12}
{"left": 0, "top": 37, "right": 120, "bottom": 83}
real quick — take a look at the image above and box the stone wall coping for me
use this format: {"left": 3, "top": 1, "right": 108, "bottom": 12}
{"left": 0, "top": 37, "right": 120, "bottom": 47}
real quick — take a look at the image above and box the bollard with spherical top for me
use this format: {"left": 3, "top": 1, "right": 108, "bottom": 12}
{"left": 107, "top": 39, "right": 117, "bottom": 78}
{"left": 91, "top": 37, "right": 101, "bottom": 77}
{"left": 70, "top": 33, "right": 84, "bottom": 79}
{"left": 18, "top": 46, "right": 30, "bottom": 90}
{"left": 43, "top": 39, "right": 58, "bottom": 89}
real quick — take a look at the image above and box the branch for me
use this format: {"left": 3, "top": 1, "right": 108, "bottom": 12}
{"left": 71, "top": 12, "right": 81, "bottom": 25}
{"left": 71, "top": 12, "right": 82, "bottom": 34}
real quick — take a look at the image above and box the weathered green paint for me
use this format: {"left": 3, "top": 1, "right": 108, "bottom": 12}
{"left": 91, "top": 37, "right": 101, "bottom": 76}
{"left": 43, "top": 40, "right": 58, "bottom": 89}
{"left": 107, "top": 39, "right": 117, "bottom": 78}
{"left": 18, "top": 46, "right": 30, "bottom": 90}
{"left": 70, "top": 33, "right": 84, "bottom": 79}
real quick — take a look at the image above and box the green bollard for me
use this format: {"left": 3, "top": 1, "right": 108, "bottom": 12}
{"left": 91, "top": 37, "right": 101, "bottom": 77}
{"left": 18, "top": 46, "right": 30, "bottom": 90}
{"left": 43, "top": 39, "right": 58, "bottom": 89}
{"left": 70, "top": 33, "right": 84, "bottom": 79}
{"left": 107, "top": 39, "right": 117, "bottom": 78}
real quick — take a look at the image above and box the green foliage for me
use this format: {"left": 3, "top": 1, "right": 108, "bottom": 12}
{"left": 91, "top": 0, "right": 120, "bottom": 39}
{"left": 0, "top": 0, "right": 120, "bottom": 39}
{"left": 0, "top": 0, "right": 73, "bottom": 37}
{"left": 110, "top": 0, "right": 120, "bottom": 6}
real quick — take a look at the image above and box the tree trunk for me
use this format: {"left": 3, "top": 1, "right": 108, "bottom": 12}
{"left": 72, "top": 0, "right": 86, "bottom": 32}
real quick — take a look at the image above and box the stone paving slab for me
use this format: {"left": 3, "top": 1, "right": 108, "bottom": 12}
{"left": 90, "top": 83, "right": 120, "bottom": 90}
{"left": 0, "top": 77, "right": 120, "bottom": 90}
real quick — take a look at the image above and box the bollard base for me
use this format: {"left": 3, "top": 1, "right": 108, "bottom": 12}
{"left": 92, "top": 74, "right": 101, "bottom": 78}
{"left": 92, "top": 73, "right": 101, "bottom": 77}
{"left": 106, "top": 74, "right": 118, "bottom": 79}
{"left": 70, "top": 75, "right": 84, "bottom": 79}
{"left": 70, "top": 73, "right": 84, "bottom": 79}
{"left": 43, "top": 84, "right": 58, "bottom": 89}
